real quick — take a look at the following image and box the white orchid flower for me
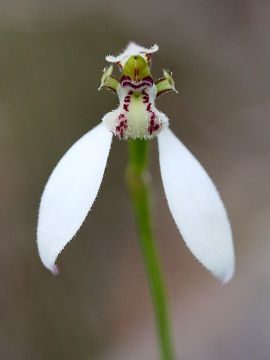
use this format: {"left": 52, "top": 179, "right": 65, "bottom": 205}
{"left": 37, "top": 42, "right": 235, "bottom": 283}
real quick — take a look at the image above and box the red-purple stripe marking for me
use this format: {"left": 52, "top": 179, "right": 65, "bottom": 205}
{"left": 120, "top": 75, "right": 153, "bottom": 89}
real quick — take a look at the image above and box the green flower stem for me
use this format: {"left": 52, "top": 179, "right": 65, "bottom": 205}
{"left": 126, "top": 139, "right": 175, "bottom": 360}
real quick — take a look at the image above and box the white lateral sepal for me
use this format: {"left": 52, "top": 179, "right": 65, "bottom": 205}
{"left": 37, "top": 123, "right": 112, "bottom": 273}
{"left": 158, "top": 127, "right": 235, "bottom": 283}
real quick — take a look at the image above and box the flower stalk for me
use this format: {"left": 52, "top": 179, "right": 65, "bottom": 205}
{"left": 126, "top": 139, "right": 175, "bottom": 360}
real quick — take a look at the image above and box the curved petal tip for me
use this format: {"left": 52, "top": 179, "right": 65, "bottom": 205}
{"left": 52, "top": 264, "right": 59, "bottom": 276}
{"left": 220, "top": 262, "right": 235, "bottom": 284}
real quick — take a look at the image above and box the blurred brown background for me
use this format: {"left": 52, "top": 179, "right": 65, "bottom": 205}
{"left": 0, "top": 1, "right": 270, "bottom": 359}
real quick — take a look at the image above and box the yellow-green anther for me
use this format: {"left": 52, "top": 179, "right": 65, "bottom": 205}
{"left": 99, "top": 65, "right": 120, "bottom": 92}
{"left": 155, "top": 70, "right": 178, "bottom": 97}
{"left": 122, "top": 55, "right": 152, "bottom": 81}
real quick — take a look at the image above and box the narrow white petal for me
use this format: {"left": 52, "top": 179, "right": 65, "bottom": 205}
{"left": 106, "top": 42, "right": 159, "bottom": 65}
{"left": 37, "top": 123, "right": 112, "bottom": 273}
{"left": 158, "top": 128, "right": 235, "bottom": 283}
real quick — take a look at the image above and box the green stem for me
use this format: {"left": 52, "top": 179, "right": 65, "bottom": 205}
{"left": 126, "top": 139, "right": 175, "bottom": 360}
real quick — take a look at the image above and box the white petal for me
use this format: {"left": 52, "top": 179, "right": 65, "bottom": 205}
{"left": 106, "top": 42, "right": 159, "bottom": 66}
{"left": 158, "top": 127, "right": 235, "bottom": 283}
{"left": 37, "top": 123, "right": 112, "bottom": 273}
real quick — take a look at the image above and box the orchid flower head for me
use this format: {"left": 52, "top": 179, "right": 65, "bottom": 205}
{"left": 37, "top": 42, "right": 235, "bottom": 283}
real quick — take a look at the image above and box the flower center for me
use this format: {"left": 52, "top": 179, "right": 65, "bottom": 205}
{"left": 101, "top": 53, "right": 169, "bottom": 140}
{"left": 102, "top": 85, "right": 168, "bottom": 140}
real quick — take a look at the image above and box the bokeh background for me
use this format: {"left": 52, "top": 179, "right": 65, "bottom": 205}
{"left": 0, "top": 1, "right": 270, "bottom": 359}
